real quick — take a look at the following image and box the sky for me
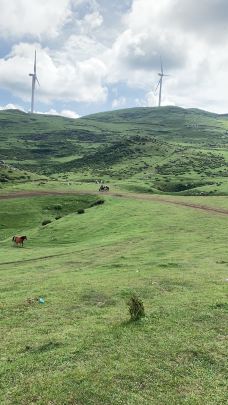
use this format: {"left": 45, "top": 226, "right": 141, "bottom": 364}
{"left": 0, "top": 0, "right": 228, "bottom": 118}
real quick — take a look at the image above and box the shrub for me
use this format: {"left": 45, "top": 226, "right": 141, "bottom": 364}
{"left": 55, "top": 215, "right": 62, "bottom": 220}
{"left": 53, "top": 204, "right": 62, "bottom": 210}
{"left": 77, "top": 209, "right": 85, "bottom": 214}
{"left": 42, "top": 219, "right": 52, "bottom": 226}
{"left": 90, "top": 199, "right": 105, "bottom": 207}
{"left": 127, "top": 294, "right": 145, "bottom": 321}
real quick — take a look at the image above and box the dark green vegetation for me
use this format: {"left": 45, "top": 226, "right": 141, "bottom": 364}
{"left": 0, "top": 195, "right": 227, "bottom": 404}
{"left": 0, "top": 162, "right": 45, "bottom": 185}
{"left": 128, "top": 294, "right": 145, "bottom": 321}
{"left": 0, "top": 106, "right": 228, "bottom": 195}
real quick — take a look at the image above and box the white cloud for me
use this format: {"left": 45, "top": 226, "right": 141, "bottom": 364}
{"left": 61, "top": 34, "right": 107, "bottom": 63}
{"left": 112, "top": 97, "right": 127, "bottom": 109}
{"left": 171, "top": 0, "right": 228, "bottom": 43}
{"left": 60, "top": 109, "right": 80, "bottom": 118}
{"left": 0, "top": 0, "right": 71, "bottom": 39}
{"left": 1, "top": 0, "right": 228, "bottom": 113}
{"left": 103, "top": 0, "right": 228, "bottom": 112}
{"left": 78, "top": 11, "right": 103, "bottom": 34}
{"left": 0, "top": 43, "right": 108, "bottom": 104}
{"left": 38, "top": 108, "right": 80, "bottom": 118}
{"left": 0, "top": 104, "right": 80, "bottom": 118}
{"left": 0, "top": 103, "right": 25, "bottom": 111}
{"left": 105, "top": 0, "right": 187, "bottom": 84}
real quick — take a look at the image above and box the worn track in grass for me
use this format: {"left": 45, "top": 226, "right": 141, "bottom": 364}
{"left": 1, "top": 189, "right": 228, "bottom": 216}
{"left": 1, "top": 189, "right": 228, "bottom": 267}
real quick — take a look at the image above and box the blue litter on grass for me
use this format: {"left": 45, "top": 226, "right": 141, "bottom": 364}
{"left": 39, "top": 297, "right": 45, "bottom": 304}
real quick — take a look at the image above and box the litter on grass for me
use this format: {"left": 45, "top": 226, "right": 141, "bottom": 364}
{"left": 39, "top": 297, "right": 45, "bottom": 304}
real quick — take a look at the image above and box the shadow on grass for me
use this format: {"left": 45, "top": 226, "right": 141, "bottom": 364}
{"left": 24, "top": 341, "right": 63, "bottom": 353}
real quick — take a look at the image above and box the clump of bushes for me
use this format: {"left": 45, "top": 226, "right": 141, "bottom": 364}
{"left": 55, "top": 215, "right": 62, "bottom": 220}
{"left": 53, "top": 204, "right": 62, "bottom": 210}
{"left": 127, "top": 294, "right": 145, "bottom": 321}
{"left": 0, "top": 177, "right": 9, "bottom": 183}
{"left": 77, "top": 209, "right": 85, "bottom": 214}
{"left": 90, "top": 199, "right": 105, "bottom": 207}
{"left": 42, "top": 219, "right": 52, "bottom": 226}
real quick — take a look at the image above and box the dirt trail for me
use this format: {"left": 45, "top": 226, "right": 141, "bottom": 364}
{"left": 1, "top": 189, "right": 228, "bottom": 216}
{"left": 0, "top": 251, "right": 72, "bottom": 267}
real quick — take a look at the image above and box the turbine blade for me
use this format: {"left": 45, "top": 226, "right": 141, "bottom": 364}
{"left": 36, "top": 76, "right": 40, "bottom": 86}
{"left": 34, "top": 50, "right": 37, "bottom": 74}
{"left": 154, "top": 79, "right": 161, "bottom": 94}
{"left": 160, "top": 56, "right": 163, "bottom": 75}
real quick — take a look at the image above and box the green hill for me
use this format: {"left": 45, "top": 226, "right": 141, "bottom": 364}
{"left": 0, "top": 193, "right": 227, "bottom": 404}
{"left": 1, "top": 106, "right": 228, "bottom": 195}
{"left": 0, "top": 161, "right": 46, "bottom": 187}
{"left": 1, "top": 108, "right": 228, "bottom": 404}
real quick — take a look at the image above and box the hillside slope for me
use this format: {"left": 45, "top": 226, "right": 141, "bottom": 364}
{"left": 0, "top": 107, "right": 228, "bottom": 195}
{"left": 0, "top": 194, "right": 227, "bottom": 404}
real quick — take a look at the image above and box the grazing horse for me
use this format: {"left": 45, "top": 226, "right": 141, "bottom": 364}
{"left": 99, "top": 185, "right": 109, "bottom": 192}
{"left": 12, "top": 235, "right": 27, "bottom": 247}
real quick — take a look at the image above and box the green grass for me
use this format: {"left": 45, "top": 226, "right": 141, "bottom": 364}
{"left": 0, "top": 164, "right": 45, "bottom": 186}
{"left": 1, "top": 106, "right": 228, "bottom": 195}
{"left": 0, "top": 194, "right": 227, "bottom": 404}
{"left": 0, "top": 195, "right": 98, "bottom": 241}
{"left": 1, "top": 106, "right": 227, "bottom": 403}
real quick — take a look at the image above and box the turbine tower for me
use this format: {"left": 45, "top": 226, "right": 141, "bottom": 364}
{"left": 29, "top": 51, "right": 40, "bottom": 113}
{"left": 155, "top": 58, "right": 169, "bottom": 107}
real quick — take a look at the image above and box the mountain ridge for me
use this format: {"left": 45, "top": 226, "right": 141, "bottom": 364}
{"left": 0, "top": 106, "right": 228, "bottom": 195}
{"left": 1, "top": 105, "right": 226, "bottom": 119}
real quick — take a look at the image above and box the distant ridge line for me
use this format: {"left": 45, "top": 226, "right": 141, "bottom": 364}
{"left": 1, "top": 105, "right": 228, "bottom": 119}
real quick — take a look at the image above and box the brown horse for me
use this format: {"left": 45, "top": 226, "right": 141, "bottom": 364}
{"left": 12, "top": 236, "right": 27, "bottom": 247}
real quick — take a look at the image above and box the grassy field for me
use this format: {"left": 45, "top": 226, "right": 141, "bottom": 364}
{"left": 0, "top": 193, "right": 227, "bottom": 404}
{"left": 0, "top": 106, "right": 227, "bottom": 403}
{"left": 1, "top": 106, "right": 228, "bottom": 195}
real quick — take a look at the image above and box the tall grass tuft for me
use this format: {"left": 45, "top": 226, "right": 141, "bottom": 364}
{"left": 127, "top": 294, "right": 145, "bottom": 321}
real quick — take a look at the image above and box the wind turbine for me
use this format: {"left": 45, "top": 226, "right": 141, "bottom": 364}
{"left": 155, "top": 58, "right": 169, "bottom": 107}
{"left": 29, "top": 50, "right": 40, "bottom": 113}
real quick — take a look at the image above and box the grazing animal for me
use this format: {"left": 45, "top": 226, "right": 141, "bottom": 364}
{"left": 99, "top": 185, "right": 109, "bottom": 192}
{"left": 12, "top": 235, "right": 27, "bottom": 247}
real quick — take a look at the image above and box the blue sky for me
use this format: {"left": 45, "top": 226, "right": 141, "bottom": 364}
{"left": 0, "top": 0, "right": 228, "bottom": 117}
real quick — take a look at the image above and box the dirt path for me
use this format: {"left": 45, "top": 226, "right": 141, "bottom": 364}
{"left": 1, "top": 189, "right": 228, "bottom": 216}
{"left": 0, "top": 251, "right": 72, "bottom": 266}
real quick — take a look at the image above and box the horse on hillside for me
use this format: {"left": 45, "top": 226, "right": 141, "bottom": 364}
{"left": 99, "top": 185, "right": 109, "bottom": 192}
{"left": 12, "top": 235, "right": 27, "bottom": 247}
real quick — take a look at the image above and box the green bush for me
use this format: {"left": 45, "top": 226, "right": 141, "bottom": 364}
{"left": 53, "top": 204, "right": 62, "bottom": 210}
{"left": 55, "top": 215, "right": 62, "bottom": 220}
{"left": 42, "top": 219, "right": 52, "bottom": 226}
{"left": 127, "top": 294, "right": 145, "bottom": 321}
{"left": 77, "top": 209, "right": 85, "bottom": 215}
{"left": 90, "top": 199, "right": 105, "bottom": 207}
{"left": 0, "top": 177, "right": 9, "bottom": 183}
